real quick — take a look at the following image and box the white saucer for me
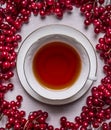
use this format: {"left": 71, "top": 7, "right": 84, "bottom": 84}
{"left": 16, "top": 24, "right": 97, "bottom": 105}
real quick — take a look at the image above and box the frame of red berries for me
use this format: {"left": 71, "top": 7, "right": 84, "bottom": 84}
{"left": 0, "top": 0, "right": 111, "bottom": 129}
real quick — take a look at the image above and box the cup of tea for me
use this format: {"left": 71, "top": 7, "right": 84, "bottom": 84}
{"left": 23, "top": 33, "right": 93, "bottom": 100}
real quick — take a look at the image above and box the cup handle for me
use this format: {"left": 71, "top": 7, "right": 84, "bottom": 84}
{"left": 89, "top": 75, "right": 97, "bottom": 81}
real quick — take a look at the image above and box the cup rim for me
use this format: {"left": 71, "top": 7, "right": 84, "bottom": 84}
{"left": 23, "top": 34, "right": 91, "bottom": 100}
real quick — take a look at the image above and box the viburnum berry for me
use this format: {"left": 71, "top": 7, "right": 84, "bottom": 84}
{"left": 16, "top": 95, "right": 23, "bottom": 102}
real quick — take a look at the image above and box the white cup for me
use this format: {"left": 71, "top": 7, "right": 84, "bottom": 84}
{"left": 24, "top": 34, "right": 93, "bottom": 100}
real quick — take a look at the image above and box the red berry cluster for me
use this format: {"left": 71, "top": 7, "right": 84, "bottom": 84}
{"left": 80, "top": 2, "right": 111, "bottom": 34}
{"left": 0, "top": 0, "right": 74, "bottom": 19}
{"left": 0, "top": 0, "right": 111, "bottom": 130}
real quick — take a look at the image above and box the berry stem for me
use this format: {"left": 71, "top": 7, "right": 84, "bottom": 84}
{"left": 0, "top": 114, "right": 3, "bottom": 121}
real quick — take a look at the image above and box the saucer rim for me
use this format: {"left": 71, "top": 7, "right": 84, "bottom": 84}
{"left": 16, "top": 24, "right": 97, "bottom": 105}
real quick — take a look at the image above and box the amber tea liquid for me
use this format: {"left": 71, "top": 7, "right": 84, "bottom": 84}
{"left": 32, "top": 41, "right": 81, "bottom": 90}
